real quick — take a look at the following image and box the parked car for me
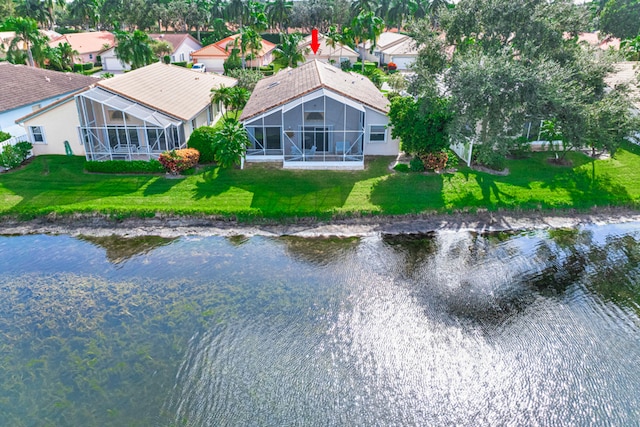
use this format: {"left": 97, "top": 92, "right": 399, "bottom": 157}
{"left": 191, "top": 63, "right": 206, "bottom": 72}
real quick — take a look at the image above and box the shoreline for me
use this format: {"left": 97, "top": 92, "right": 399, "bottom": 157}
{"left": 1, "top": 207, "right": 640, "bottom": 237}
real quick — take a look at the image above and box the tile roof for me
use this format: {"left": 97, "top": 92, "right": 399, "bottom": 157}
{"left": 365, "top": 32, "right": 409, "bottom": 51}
{"left": 0, "top": 62, "right": 98, "bottom": 113}
{"left": 381, "top": 37, "right": 418, "bottom": 56}
{"left": 240, "top": 59, "right": 389, "bottom": 121}
{"left": 148, "top": 33, "right": 201, "bottom": 54}
{"left": 191, "top": 42, "right": 230, "bottom": 58}
{"left": 96, "top": 62, "right": 237, "bottom": 121}
{"left": 49, "top": 31, "right": 115, "bottom": 54}
{"left": 215, "top": 34, "right": 276, "bottom": 57}
{"left": 299, "top": 33, "right": 359, "bottom": 59}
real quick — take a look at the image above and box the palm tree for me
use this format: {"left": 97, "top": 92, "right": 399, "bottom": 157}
{"left": 350, "top": 0, "right": 377, "bottom": 16}
{"left": 210, "top": 85, "right": 250, "bottom": 120}
{"left": 349, "top": 11, "right": 384, "bottom": 72}
{"left": 387, "top": 0, "right": 413, "bottom": 31}
{"left": 68, "top": 0, "right": 101, "bottom": 31}
{"left": 114, "top": 30, "right": 155, "bottom": 70}
{"left": 325, "top": 25, "right": 341, "bottom": 64}
{"left": 3, "top": 16, "right": 44, "bottom": 67}
{"left": 47, "top": 42, "right": 78, "bottom": 71}
{"left": 226, "top": 0, "right": 249, "bottom": 29}
{"left": 241, "top": 28, "right": 263, "bottom": 69}
{"left": 44, "top": 0, "right": 66, "bottom": 30}
{"left": 16, "top": 0, "right": 49, "bottom": 28}
{"left": 273, "top": 32, "right": 307, "bottom": 68}
{"left": 266, "top": 0, "right": 293, "bottom": 32}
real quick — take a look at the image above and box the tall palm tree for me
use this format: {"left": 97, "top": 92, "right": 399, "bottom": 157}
{"left": 16, "top": 0, "right": 49, "bottom": 28}
{"left": 387, "top": 0, "right": 414, "bottom": 31}
{"left": 226, "top": 0, "right": 248, "bottom": 29}
{"left": 350, "top": 0, "right": 377, "bottom": 17}
{"left": 68, "top": 0, "right": 101, "bottom": 31}
{"left": 44, "top": 0, "right": 66, "bottom": 30}
{"left": 273, "top": 32, "right": 306, "bottom": 68}
{"left": 210, "top": 85, "right": 250, "bottom": 120}
{"left": 114, "top": 30, "right": 155, "bottom": 70}
{"left": 349, "top": 11, "right": 384, "bottom": 72}
{"left": 266, "top": 0, "right": 292, "bottom": 32}
{"left": 3, "top": 16, "right": 44, "bottom": 67}
{"left": 325, "top": 25, "right": 342, "bottom": 64}
{"left": 241, "top": 28, "right": 263, "bottom": 69}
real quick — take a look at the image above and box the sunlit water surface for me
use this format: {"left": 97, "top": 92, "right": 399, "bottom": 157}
{"left": 0, "top": 224, "right": 639, "bottom": 426}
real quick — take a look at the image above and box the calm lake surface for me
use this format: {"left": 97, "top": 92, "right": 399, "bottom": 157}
{"left": 0, "top": 224, "right": 639, "bottom": 426}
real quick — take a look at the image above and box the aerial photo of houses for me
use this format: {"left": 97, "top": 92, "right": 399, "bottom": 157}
{"left": 1, "top": 0, "right": 640, "bottom": 425}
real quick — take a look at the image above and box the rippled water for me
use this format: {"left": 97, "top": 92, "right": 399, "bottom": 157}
{"left": 0, "top": 224, "right": 639, "bottom": 426}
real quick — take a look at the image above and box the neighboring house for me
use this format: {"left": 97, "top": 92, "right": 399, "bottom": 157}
{"left": 49, "top": 31, "right": 115, "bottom": 65}
{"left": 360, "top": 31, "right": 419, "bottom": 70}
{"left": 0, "top": 62, "right": 96, "bottom": 138}
{"left": 605, "top": 61, "right": 640, "bottom": 144}
{"left": 191, "top": 34, "right": 276, "bottom": 73}
{"left": 1, "top": 29, "right": 60, "bottom": 59}
{"left": 239, "top": 59, "right": 398, "bottom": 170}
{"left": 574, "top": 31, "right": 621, "bottom": 52}
{"left": 17, "top": 62, "right": 237, "bottom": 160}
{"left": 298, "top": 33, "right": 359, "bottom": 67}
{"left": 102, "top": 33, "right": 202, "bottom": 72}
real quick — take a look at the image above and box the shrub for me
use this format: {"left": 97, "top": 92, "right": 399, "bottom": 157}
{"left": 509, "top": 136, "right": 531, "bottom": 158}
{"left": 83, "top": 62, "right": 94, "bottom": 70}
{"left": 393, "top": 163, "right": 410, "bottom": 172}
{"left": 473, "top": 144, "right": 506, "bottom": 171}
{"left": 445, "top": 149, "right": 459, "bottom": 169}
{"left": 223, "top": 50, "right": 242, "bottom": 73}
{"left": 158, "top": 148, "right": 200, "bottom": 174}
{"left": 211, "top": 119, "right": 250, "bottom": 168}
{"left": 225, "top": 68, "right": 263, "bottom": 91}
{"left": 0, "top": 141, "right": 32, "bottom": 169}
{"left": 84, "top": 159, "right": 164, "bottom": 174}
{"left": 73, "top": 63, "right": 83, "bottom": 72}
{"left": 387, "top": 62, "right": 397, "bottom": 71}
{"left": 420, "top": 151, "right": 448, "bottom": 172}
{"left": 409, "top": 156, "right": 424, "bottom": 172}
{"left": 163, "top": 55, "right": 171, "bottom": 64}
{"left": 187, "top": 126, "right": 217, "bottom": 163}
{"left": 340, "top": 60, "right": 351, "bottom": 71}
{"left": 172, "top": 61, "right": 188, "bottom": 68}
{"left": 0, "top": 130, "right": 11, "bottom": 142}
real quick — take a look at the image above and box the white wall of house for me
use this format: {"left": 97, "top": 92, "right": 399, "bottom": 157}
{"left": 363, "top": 107, "right": 399, "bottom": 156}
{"left": 384, "top": 54, "right": 415, "bottom": 70}
{"left": 101, "top": 47, "right": 131, "bottom": 72}
{"left": 193, "top": 57, "right": 226, "bottom": 74}
{"left": 21, "top": 99, "right": 85, "bottom": 156}
{"left": 173, "top": 38, "right": 202, "bottom": 63}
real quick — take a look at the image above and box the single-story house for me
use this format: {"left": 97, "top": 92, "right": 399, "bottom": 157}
{"left": 102, "top": 33, "right": 202, "bottom": 72}
{"left": 239, "top": 59, "right": 398, "bottom": 169}
{"left": 49, "top": 31, "right": 115, "bottom": 65}
{"left": 0, "top": 62, "right": 97, "bottom": 138}
{"left": 298, "top": 33, "right": 359, "bottom": 67}
{"left": 360, "top": 31, "right": 418, "bottom": 70}
{"left": 1, "top": 29, "right": 60, "bottom": 59}
{"left": 191, "top": 34, "right": 276, "bottom": 73}
{"left": 17, "top": 62, "right": 237, "bottom": 160}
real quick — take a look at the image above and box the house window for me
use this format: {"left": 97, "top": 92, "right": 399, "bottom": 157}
{"left": 29, "top": 126, "right": 46, "bottom": 144}
{"left": 252, "top": 127, "right": 281, "bottom": 150}
{"left": 109, "top": 110, "right": 130, "bottom": 121}
{"left": 191, "top": 118, "right": 197, "bottom": 130}
{"left": 368, "top": 125, "right": 386, "bottom": 143}
{"left": 89, "top": 54, "right": 93, "bottom": 60}
{"left": 304, "top": 112, "right": 324, "bottom": 121}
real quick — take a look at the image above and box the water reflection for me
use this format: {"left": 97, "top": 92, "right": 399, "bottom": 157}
{"left": 0, "top": 225, "right": 639, "bottom": 426}
{"left": 78, "top": 235, "right": 178, "bottom": 264}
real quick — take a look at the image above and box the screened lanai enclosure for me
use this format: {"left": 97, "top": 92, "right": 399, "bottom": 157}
{"left": 76, "top": 88, "right": 186, "bottom": 161}
{"left": 243, "top": 91, "right": 365, "bottom": 168}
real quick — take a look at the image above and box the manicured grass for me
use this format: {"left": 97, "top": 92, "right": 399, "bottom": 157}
{"left": 1, "top": 144, "right": 640, "bottom": 221}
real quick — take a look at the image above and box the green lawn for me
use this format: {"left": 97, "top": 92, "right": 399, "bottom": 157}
{"left": 1, "top": 144, "right": 640, "bottom": 221}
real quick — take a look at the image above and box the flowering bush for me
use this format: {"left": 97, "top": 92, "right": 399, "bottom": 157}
{"left": 387, "top": 62, "right": 397, "bottom": 71}
{"left": 158, "top": 148, "right": 200, "bottom": 175}
{"left": 420, "top": 151, "right": 448, "bottom": 172}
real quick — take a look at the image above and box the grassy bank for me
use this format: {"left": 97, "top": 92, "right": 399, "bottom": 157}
{"left": 1, "top": 144, "right": 640, "bottom": 221}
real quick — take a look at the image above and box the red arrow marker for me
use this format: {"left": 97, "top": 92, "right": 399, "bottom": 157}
{"left": 311, "top": 29, "right": 320, "bottom": 55}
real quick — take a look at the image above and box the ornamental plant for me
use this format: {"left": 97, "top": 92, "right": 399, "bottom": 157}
{"left": 0, "top": 141, "right": 33, "bottom": 169}
{"left": 420, "top": 151, "right": 448, "bottom": 172}
{"left": 388, "top": 62, "right": 397, "bottom": 71}
{"left": 158, "top": 148, "right": 200, "bottom": 175}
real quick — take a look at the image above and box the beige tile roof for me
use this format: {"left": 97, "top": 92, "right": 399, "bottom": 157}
{"left": 382, "top": 37, "right": 418, "bottom": 56}
{"left": 149, "top": 33, "right": 201, "bottom": 54}
{"left": 240, "top": 59, "right": 389, "bottom": 121}
{"left": 49, "top": 31, "right": 115, "bottom": 54}
{"left": 0, "top": 62, "right": 98, "bottom": 113}
{"left": 215, "top": 34, "right": 276, "bottom": 57}
{"left": 96, "top": 62, "right": 237, "bottom": 121}
{"left": 299, "top": 34, "right": 359, "bottom": 60}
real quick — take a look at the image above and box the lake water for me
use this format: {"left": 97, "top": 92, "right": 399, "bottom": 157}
{"left": 0, "top": 224, "right": 639, "bottom": 426}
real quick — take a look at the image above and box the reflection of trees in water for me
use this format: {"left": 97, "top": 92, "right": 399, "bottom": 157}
{"left": 534, "top": 228, "right": 640, "bottom": 315}
{"left": 277, "top": 236, "right": 361, "bottom": 266}
{"left": 78, "top": 235, "right": 178, "bottom": 264}
{"left": 381, "top": 232, "right": 438, "bottom": 277}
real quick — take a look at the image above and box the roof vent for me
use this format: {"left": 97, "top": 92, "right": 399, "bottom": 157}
{"left": 267, "top": 81, "right": 280, "bottom": 89}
